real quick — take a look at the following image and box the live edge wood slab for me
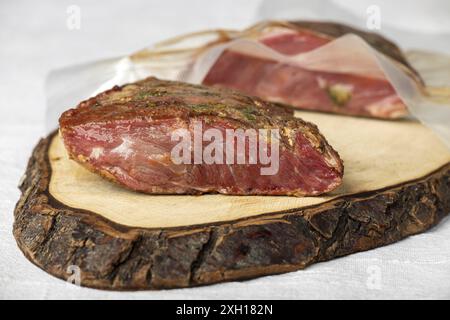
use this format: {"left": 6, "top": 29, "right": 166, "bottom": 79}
{"left": 13, "top": 110, "right": 450, "bottom": 290}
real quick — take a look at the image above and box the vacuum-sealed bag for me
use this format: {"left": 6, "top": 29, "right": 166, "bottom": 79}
{"left": 46, "top": 20, "right": 450, "bottom": 147}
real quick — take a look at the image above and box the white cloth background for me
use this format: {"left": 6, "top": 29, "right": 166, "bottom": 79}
{"left": 1, "top": 0, "right": 450, "bottom": 299}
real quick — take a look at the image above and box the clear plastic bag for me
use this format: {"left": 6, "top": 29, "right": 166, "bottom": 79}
{"left": 46, "top": 21, "right": 450, "bottom": 148}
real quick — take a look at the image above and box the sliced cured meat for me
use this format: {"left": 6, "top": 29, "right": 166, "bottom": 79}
{"left": 203, "top": 21, "right": 421, "bottom": 119}
{"left": 59, "top": 77, "right": 343, "bottom": 196}
{"left": 203, "top": 50, "right": 406, "bottom": 118}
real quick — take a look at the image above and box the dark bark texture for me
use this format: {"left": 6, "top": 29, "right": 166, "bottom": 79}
{"left": 13, "top": 134, "right": 450, "bottom": 290}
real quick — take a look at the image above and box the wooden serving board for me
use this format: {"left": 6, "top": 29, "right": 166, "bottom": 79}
{"left": 14, "top": 113, "right": 450, "bottom": 290}
{"left": 14, "top": 52, "right": 450, "bottom": 290}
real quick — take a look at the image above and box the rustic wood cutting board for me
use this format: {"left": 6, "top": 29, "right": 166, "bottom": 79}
{"left": 13, "top": 51, "right": 450, "bottom": 290}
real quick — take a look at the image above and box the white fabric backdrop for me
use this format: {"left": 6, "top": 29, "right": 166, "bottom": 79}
{"left": 1, "top": 0, "right": 450, "bottom": 299}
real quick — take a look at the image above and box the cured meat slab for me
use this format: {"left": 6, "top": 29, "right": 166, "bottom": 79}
{"left": 202, "top": 21, "right": 422, "bottom": 119}
{"left": 59, "top": 77, "right": 343, "bottom": 196}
